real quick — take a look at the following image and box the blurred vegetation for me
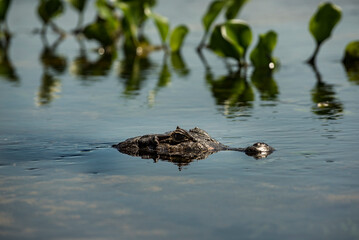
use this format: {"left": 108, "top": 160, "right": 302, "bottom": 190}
{"left": 206, "top": 69, "right": 254, "bottom": 118}
{"left": 342, "top": 41, "right": 359, "bottom": 65}
{"left": 198, "top": 0, "right": 249, "bottom": 50}
{"left": 198, "top": 0, "right": 278, "bottom": 71}
{"left": 0, "top": 32, "right": 18, "bottom": 83}
{"left": 250, "top": 31, "right": 277, "bottom": 70}
{"left": 250, "top": 69, "right": 278, "bottom": 101}
{"left": 309, "top": 64, "right": 343, "bottom": 119}
{"left": 37, "top": 34, "right": 67, "bottom": 105}
{"left": 37, "top": 0, "right": 65, "bottom": 35}
{"left": 0, "top": 0, "right": 11, "bottom": 33}
{"left": 68, "top": 0, "right": 88, "bottom": 30}
{"left": 342, "top": 41, "right": 359, "bottom": 85}
{"left": 0, "top": 0, "right": 353, "bottom": 119}
{"left": 307, "top": 2, "right": 342, "bottom": 65}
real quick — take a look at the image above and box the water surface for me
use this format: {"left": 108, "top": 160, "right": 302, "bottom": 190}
{"left": 1, "top": 0, "right": 359, "bottom": 239}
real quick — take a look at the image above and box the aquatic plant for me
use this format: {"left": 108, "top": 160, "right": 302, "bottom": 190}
{"left": 81, "top": 0, "right": 188, "bottom": 55}
{"left": 208, "top": 19, "right": 252, "bottom": 66}
{"left": 0, "top": 0, "right": 11, "bottom": 33}
{"left": 342, "top": 41, "right": 359, "bottom": 64}
{"left": 82, "top": 0, "right": 120, "bottom": 49}
{"left": 307, "top": 2, "right": 342, "bottom": 65}
{"left": 198, "top": 0, "right": 249, "bottom": 50}
{"left": 145, "top": 6, "right": 169, "bottom": 47}
{"left": 169, "top": 25, "right": 189, "bottom": 53}
{"left": 250, "top": 30, "right": 278, "bottom": 69}
{"left": 145, "top": 6, "right": 189, "bottom": 53}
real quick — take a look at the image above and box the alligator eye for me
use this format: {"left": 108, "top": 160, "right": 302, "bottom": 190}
{"left": 173, "top": 133, "right": 187, "bottom": 141}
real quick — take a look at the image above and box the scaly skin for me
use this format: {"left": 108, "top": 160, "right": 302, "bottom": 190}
{"left": 113, "top": 127, "right": 274, "bottom": 163}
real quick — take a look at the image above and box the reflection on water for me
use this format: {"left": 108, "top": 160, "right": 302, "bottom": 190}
{"left": 37, "top": 73, "right": 61, "bottom": 106}
{"left": 1, "top": 1, "right": 359, "bottom": 239}
{"left": 118, "top": 52, "right": 189, "bottom": 104}
{"left": 71, "top": 43, "right": 116, "bottom": 78}
{"left": 148, "top": 58, "right": 171, "bottom": 106}
{"left": 37, "top": 35, "right": 67, "bottom": 106}
{"left": 309, "top": 64, "right": 343, "bottom": 120}
{"left": 343, "top": 61, "right": 359, "bottom": 85}
{"left": 118, "top": 53, "right": 154, "bottom": 96}
{"left": 170, "top": 52, "right": 189, "bottom": 76}
{"left": 0, "top": 33, "right": 19, "bottom": 84}
{"left": 206, "top": 69, "right": 254, "bottom": 119}
{"left": 251, "top": 69, "right": 279, "bottom": 101}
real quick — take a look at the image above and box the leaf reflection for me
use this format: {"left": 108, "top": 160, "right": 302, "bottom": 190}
{"left": 0, "top": 32, "right": 19, "bottom": 83}
{"left": 206, "top": 69, "right": 254, "bottom": 119}
{"left": 342, "top": 61, "right": 359, "bottom": 85}
{"left": 36, "top": 34, "right": 66, "bottom": 106}
{"left": 148, "top": 56, "right": 171, "bottom": 106}
{"left": 170, "top": 52, "right": 189, "bottom": 76}
{"left": 309, "top": 64, "right": 343, "bottom": 120}
{"left": 117, "top": 53, "right": 154, "bottom": 96}
{"left": 71, "top": 48, "right": 116, "bottom": 78}
{"left": 250, "top": 69, "right": 279, "bottom": 101}
{"left": 40, "top": 37, "right": 67, "bottom": 74}
{"left": 37, "top": 73, "right": 61, "bottom": 106}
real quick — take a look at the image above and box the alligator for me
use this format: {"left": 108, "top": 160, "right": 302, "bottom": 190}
{"left": 112, "top": 127, "right": 274, "bottom": 168}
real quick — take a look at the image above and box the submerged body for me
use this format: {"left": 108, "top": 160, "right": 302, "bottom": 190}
{"left": 113, "top": 127, "right": 274, "bottom": 162}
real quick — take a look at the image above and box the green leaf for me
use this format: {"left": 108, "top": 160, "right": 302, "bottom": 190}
{"left": 118, "top": 0, "right": 155, "bottom": 28}
{"left": 68, "top": 0, "right": 87, "bottom": 13}
{"left": 83, "top": 18, "right": 119, "bottom": 47}
{"left": 147, "top": 9, "right": 169, "bottom": 45}
{"left": 37, "top": 0, "right": 64, "bottom": 24}
{"left": 309, "top": 2, "right": 341, "bottom": 44}
{"left": 250, "top": 30, "right": 278, "bottom": 68}
{"left": 208, "top": 24, "right": 240, "bottom": 60}
{"left": 224, "top": 0, "right": 249, "bottom": 20}
{"left": 96, "top": 0, "right": 115, "bottom": 21}
{"left": 202, "top": 0, "right": 226, "bottom": 33}
{"left": 221, "top": 19, "right": 252, "bottom": 61}
{"left": 0, "top": 0, "right": 11, "bottom": 22}
{"left": 116, "top": 2, "right": 139, "bottom": 46}
{"left": 169, "top": 25, "right": 189, "bottom": 52}
{"left": 154, "top": 14, "right": 169, "bottom": 44}
{"left": 343, "top": 41, "right": 359, "bottom": 64}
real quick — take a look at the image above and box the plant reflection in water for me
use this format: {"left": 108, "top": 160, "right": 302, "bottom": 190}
{"left": 37, "top": 34, "right": 67, "bottom": 106}
{"left": 206, "top": 68, "right": 254, "bottom": 119}
{"left": 342, "top": 60, "right": 359, "bottom": 85}
{"left": 309, "top": 63, "right": 344, "bottom": 120}
{"left": 71, "top": 40, "right": 116, "bottom": 79}
{"left": 251, "top": 68, "right": 279, "bottom": 101}
{"left": 0, "top": 32, "right": 19, "bottom": 84}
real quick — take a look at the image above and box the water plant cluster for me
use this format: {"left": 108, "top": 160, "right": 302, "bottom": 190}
{"left": 0, "top": 0, "right": 358, "bottom": 67}
{"left": 196, "top": 0, "right": 358, "bottom": 70}
{"left": 197, "top": 0, "right": 277, "bottom": 70}
{"left": 0, "top": 0, "right": 190, "bottom": 60}
{"left": 0, "top": 0, "right": 356, "bottom": 118}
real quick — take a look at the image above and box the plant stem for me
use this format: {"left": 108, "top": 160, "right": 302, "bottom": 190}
{"left": 196, "top": 31, "right": 208, "bottom": 52}
{"left": 307, "top": 42, "right": 321, "bottom": 65}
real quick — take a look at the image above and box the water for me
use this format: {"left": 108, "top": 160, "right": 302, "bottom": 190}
{"left": 1, "top": 0, "right": 359, "bottom": 239}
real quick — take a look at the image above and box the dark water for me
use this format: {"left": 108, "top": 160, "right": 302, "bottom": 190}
{"left": 1, "top": 0, "right": 359, "bottom": 239}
